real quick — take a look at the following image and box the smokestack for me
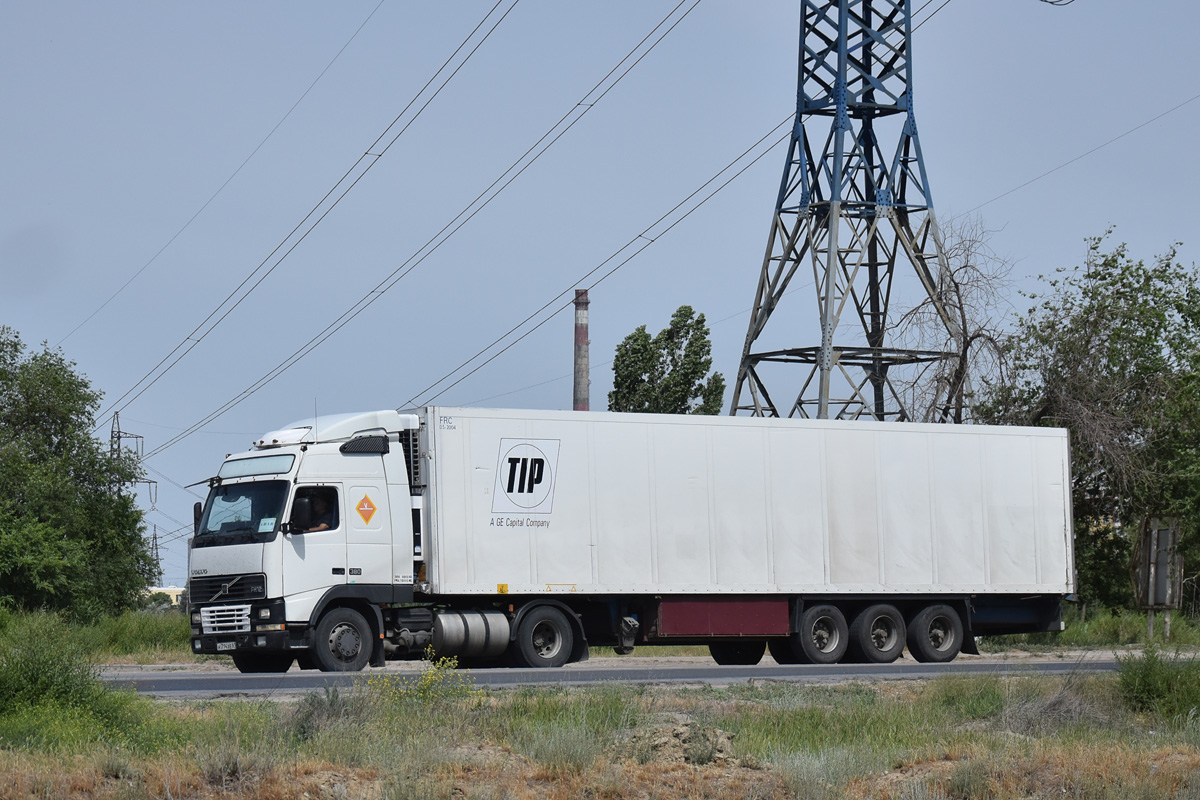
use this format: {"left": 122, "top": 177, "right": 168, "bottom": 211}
{"left": 573, "top": 289, "right": 590, "bottom": 411}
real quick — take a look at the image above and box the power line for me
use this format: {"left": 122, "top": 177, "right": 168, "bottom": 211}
{"left": 913, "top": 0, "right": 954, "bottom": 31}
{"left": 141, "top": 0, "right": 703, "bottom": 460}
{"left": 135, "top": 1, "right": 1130, "bottom": 452}
{"left": 96, "top": 0, "right": 520, "bottom": 432}
{"left": 143, "top": 463, "right": 205, "bottom": 500}
{"left": 411, "top": 120, "right": 791, "bottom": 407}
{"left": 58, "top": 0, "right": 387, "bottom": 346}
{"left": 461, "top": 276, "right": 816, "bottom": 407}
{"left": 957, "top": 90, "right": 1200, "bottom": 217}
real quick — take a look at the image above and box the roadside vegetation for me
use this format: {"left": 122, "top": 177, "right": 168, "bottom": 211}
{"left": 6, "top": 603, "right": 1197, "bottom": 669}
{"left": 6, "top": 614, "right": 1200, "bottom": 799}
{"left": 981, "top": 606, "right": 1200, "bottom": 651}
{"left": 0, "top": 608, "right": 197, "bottom": 666}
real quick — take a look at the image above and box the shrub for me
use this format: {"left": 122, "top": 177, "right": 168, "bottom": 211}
{"left": 774, "top": 747, "right": 877, "bottom": 800}
{"left": 1117, "top": 646, "right": 1200, "bottom": 718}
{"left": 512, "top": 718, "right": 602, "bottom": 775}
{"left": 0, "top": 611, "right": 103, "bottom": 709}
{"left": 364, "top": 649, "right": 480, "bottom": 705}
{"left": 947, "top": 758, "right": 992, "bottom": 799}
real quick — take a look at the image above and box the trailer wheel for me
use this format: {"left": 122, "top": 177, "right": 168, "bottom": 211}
{"left": 513, "top": 606, "right": 573, "bottom": 668}
{"left": 231, "top": 653, "right": 294, "bottom": 673}
{"left": 767, "top": 638, "right": 804, "bottom": 665}
{"left": 709, "top": 641, "right": 766, "bottom": 665}
{"left": 848, "top": 604, "right": 906, "bottom": 664}
{"left": 798, "top": 604, "right": 848, "bottom": 664}
{"left": 907, "top": 604, "right": 963, "bottom": 663}
{"left": 313, "top": 608, "right": 372, "bottom": 672}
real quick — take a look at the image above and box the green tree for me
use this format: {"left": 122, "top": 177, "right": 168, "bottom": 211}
{"left": 608, "top": 305, "right": 725, "bottom": 415}
{"left": 979, "top": 236, "right": 1200, "bottom": 608}
{"left": 0, "top": 327, "right": 152, "bottom": 620}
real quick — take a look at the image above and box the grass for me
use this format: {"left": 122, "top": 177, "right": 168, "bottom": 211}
{"left": 0, "top": 608, "right": 198, "bottom": 666}
{"left": 3, "top": 654, "right": 1200, "bottom": 798}
{"left": 980, "top": 606, "right": 1200, "bottom": 650}
{"left": 10, "top": 607, "right": 1200, "bottom": 797}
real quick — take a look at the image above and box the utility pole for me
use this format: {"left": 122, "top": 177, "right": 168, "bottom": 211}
{"left": 110, "top": 412, "right": 161, "bottom": 581}
{"left": 150, "top": 524, "right": 162, "bottom": 586}
{"left": 573, "top": 289, "right": 590, "bottom": 411}
{"left": 730, "top": 0, "right": 966, "bottom": 422}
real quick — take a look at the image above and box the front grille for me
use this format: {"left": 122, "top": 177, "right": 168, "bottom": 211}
{"left": 189, "top": 573, "right": 266, "bottom": 603}
{"left": 201, "top": 604, "right": 251, "bottom": 635}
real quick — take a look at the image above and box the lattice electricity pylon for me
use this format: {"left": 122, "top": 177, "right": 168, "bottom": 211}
{"left": 730, "top": 0, "right": 968, "bottom": 422}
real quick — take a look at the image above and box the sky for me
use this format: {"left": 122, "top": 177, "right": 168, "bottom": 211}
{"left": 2, "top": 1, "right": 1197, "bottom": 587}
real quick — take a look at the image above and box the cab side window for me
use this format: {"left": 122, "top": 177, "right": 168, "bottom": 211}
{"left": 295, "top": 486, "right": 339, "bottom": 532}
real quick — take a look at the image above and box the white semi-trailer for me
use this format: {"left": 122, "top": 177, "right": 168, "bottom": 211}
{"left": 187, "top": 407, "right": 1074, "bottom": 672}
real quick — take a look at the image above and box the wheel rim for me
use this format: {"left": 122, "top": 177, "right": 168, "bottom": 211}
{"left": 928, "top": 616, "right": 954, "bottom": 652}
{"left": 530, "top": 620, "right": 563, "bottom": 659}
{"left": 328, "top": 622, "right": 362, "bottom": 661}
{"left": 810, "top": 616, "right": 840, "bottom": 653}
{"left": 869, "top": 615, "right": 899, "bottom": 651}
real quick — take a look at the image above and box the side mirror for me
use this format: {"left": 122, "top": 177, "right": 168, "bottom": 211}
{"left": 193, "top": 501, "right": 203, "bottom": 536}
{"left": 289, "top": 496, "right": 312, "bottom": 533}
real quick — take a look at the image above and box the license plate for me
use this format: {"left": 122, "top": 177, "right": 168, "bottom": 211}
{"left": 216, "top": 641, "right": 237, "bottom": 652}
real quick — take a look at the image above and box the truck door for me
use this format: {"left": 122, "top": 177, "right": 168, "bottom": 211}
{"left": 282, "top": 484, "right": 346, "bottom": 602}
{"left": 346, "top": 482, "right": 390, "bottom": 586}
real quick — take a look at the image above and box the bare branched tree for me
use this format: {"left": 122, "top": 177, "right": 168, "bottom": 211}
{"left": 888, "top": 216, "right": 1014, "bottom": 423}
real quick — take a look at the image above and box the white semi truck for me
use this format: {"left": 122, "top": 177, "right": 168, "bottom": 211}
{"left": 187, "top": 407, "right": 1074, "bottom": 672}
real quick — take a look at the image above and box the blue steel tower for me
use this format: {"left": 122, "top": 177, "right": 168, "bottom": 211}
{"left": 730, "top": 0, "right": 966, "bottom": 422}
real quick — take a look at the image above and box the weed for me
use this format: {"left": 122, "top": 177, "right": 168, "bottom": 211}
{"left": 0, "top": 612, "right": 103, "bottom": 708}
{"left": 99, "top": 746, "right": 141, "bottom": 781}
{"left": 383, "top": 777, "right": 453, "bottom": 800}
{"left": 774, "top": 747, "right": 878, "bottom": 800}
{"left": 947, "top": 758, "right": 992, "bottom": 799}
{"left": 291, "top": 684, "right": 366, "bottom": 742}
{"left": 512, "top": 717, "right": 602, "bottom": 775}
{"left": 365, "top": 647, "right": 481, "bottom": 705}
{"left": 928, "top": 674, "right": 1005, "bottom": 720}
{"left": 684, "top": 723, "right": 721, "bottom": 765}
{"left": 1118, "top": 646, "right": 1200, "bottom": 718}
{"left": 896, "top": 778, "right": 951, "bottom": 800}
{"left": 1001, "top": 672, "right": 1115, "bottom": 736}
{"left": 191, "top": 702, "right": 284, "bottom": 785}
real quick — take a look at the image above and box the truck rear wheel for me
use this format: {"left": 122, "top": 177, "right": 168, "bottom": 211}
{"left": 767, "top": 638, "right": 804, "bottom": 664}
{"left": 798, "top": 604, "right": 848, "bottom": 664}
{"left": 907, "top": 604, "right": 963, "bottom": 663}
{"left": 709, "top": 641, "right": 766, "bottom": 665}
{"left": 231, "top": 653, "right": 294, "bottom": 673}
{"left": 848, "top": 604, "right": 905, "bottom": 663}
{"left": 313, "top": 608, "right": 372, "bottom": 672}
{"left": 513, "top": 606, "right": 573, "bottom": 668}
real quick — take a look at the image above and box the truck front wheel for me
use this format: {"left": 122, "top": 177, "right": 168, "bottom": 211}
{"left": 313, "top": 608, "right": 373, "bottom": 672}
{"left": 513, "top": 606, "right": 573, "bottom": 668}
{"left": 907, "top": 604, "right": 963, "bottom": 663}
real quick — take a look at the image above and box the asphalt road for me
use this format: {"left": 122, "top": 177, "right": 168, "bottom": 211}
{"left": 102, "top": 654, "right": 1119, "bottom": 700}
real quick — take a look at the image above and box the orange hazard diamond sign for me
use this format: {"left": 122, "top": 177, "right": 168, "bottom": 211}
{"left": 356, "top": 495, "right": 377, "bottom": 525}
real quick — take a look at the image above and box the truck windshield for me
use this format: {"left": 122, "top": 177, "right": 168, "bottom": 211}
{"left": 194, "top": 480, "right": 289, "bottom": 547}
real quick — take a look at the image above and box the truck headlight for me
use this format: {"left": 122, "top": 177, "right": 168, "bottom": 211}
{"left": 191, "top": 612, "right": 202, "bottom": 624}
{"left": 257, "top": 608, "right": 272, "bottom": 619}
